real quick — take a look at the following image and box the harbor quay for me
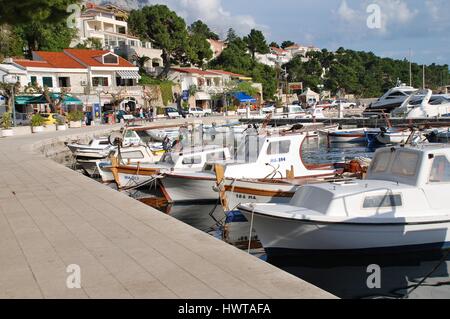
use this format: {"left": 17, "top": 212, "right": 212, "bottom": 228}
{"left": 0, "top": 116, "right": 335, "bottom": 299}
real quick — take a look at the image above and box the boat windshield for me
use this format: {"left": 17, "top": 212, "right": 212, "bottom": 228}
{"left": 368, "top": 149, "right": 421, "bottom": 183}
{"left": 234, "top": 134, "right": 265, "bottom": 163}
{"left": 289, "top": 106, "right": 304, "bottom": 113}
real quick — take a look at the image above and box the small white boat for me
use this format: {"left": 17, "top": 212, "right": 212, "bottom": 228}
{"left": 147, "top": 128, "right": 181, "bottom": 142}
{"left": 325, "top": 127, "right": 379, "bottom": 144}
{"left": 239, "top": 145, "right": 450, "bottom": 255}
{"left": 67, "top": 137, "right": 113, "bottom": 160}
{"left": 67, "top": 130, "right": 143, "bottom": 160}
{"left": 94, "top": 144, "right": 164, "bottom": 183}
{"left": 108, "top": 145, "right": 232, "bottom": 190}
{"left": 160, "top": 131, "right": 339, "bottom": 203}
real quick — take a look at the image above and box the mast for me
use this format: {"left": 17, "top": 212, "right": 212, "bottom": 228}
{"left": 409, "top": 49, "right": 412, "bottom": 87}
{"left": 422, "top": 65, "right": 425, "bottom": 89}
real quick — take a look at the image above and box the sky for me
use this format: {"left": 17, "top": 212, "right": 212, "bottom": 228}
{"left": 117, "top": 0, "right": 450, "bottom": 67}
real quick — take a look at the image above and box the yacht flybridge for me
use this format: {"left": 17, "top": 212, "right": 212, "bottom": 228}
{"left": 238, "top": 145, "right": 450, "bottom": 255}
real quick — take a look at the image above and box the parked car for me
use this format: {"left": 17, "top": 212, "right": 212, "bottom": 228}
{"left": 188, "top": 107, "right": 206, "bottom": 117}
{"left": 164, "top": 107, "right": 182, "bottom": 119}
{"left": 261, "top": 104, "right": 276, "bottom": 113}
{"left": 40, "top": 113, "right": 65, "bottom": 125}
{"left": 331, "top": 99, "right": 356, "bottom": 109}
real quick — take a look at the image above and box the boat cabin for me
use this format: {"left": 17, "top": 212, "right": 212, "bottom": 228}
{"left": 368, "top": 145, "right": 450, "bottom": 186}
{"left": 218, "top": 132, "right": 336, "bottom": 179}
{"left": 161, "top": 146, "right": 232, "bottom": 170}
{"left": 285, "top": 145, "right": 450, "bottom": 219}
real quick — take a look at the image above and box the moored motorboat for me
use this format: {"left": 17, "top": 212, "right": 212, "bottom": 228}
{"left": 108, "top": 145, "right": 232, "bottom": 190}
{"left": 160, "top": 130, "right": 341, "bottom": 203}
{"left": 325, "top": 127, "right": 379, "bottom": 144}
{"left": 239, "top": 145, "right": 450, "bottom": 255}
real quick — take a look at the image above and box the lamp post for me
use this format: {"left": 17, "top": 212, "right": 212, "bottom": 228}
{"left": 4, "top": 76, "right": 17, "bottom": 127}
{"left": 317, "top": 84, "right": 324, "bottom": 103}
{"left": 95, "top": 87, "right": 103, "bottom": 125}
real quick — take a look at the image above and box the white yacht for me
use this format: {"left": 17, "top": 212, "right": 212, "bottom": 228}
{"left": 363, "top": 82, "right": 417, "bottom": 115}
{"left": 391, "top": 89, "right": 450, "bottom": 118}
{"left": 238, "top": 145, "right": 450, "bottom": 255}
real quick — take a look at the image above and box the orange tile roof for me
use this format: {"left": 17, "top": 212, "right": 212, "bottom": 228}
{"left": 64, "top": 49, "right": 135, "bottom": 67}
{"left": 13, "top": 59, "right": 53, "bottom": 68}
{"left": 33, "top": 51, "right": 86, "bottom": 68}
{"left": 172, "top": 68, "right": 218, "bottom": 76}
{"left": 270, "top": 47, "right": 288, "bottom": 54}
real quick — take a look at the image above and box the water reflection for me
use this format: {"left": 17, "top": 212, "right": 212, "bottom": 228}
{"left": 268, "top": 250, "right": 450, "bottom": 299}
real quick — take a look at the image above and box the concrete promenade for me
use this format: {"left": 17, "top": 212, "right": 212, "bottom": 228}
{"left": 0, "top": 117, "right": 335, "bottom": 299}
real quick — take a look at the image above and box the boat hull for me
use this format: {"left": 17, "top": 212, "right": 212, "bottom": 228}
{"left": 239, "top": 209, "right": 450, "bottom": 255}
{"left": 327, "top": 132, "right": 367, "bottom": 144}
{"left": 161, "top": 175, "right": 218, "bottom": 203}
{"left": 225, "top": 180, "right": 297, "bottom": 210}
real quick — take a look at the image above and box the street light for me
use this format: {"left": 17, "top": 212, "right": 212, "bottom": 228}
{"left": 4, "top": 75, "right": 17, "bottom": 127}
{"left": 95, "top": 87, "right": 103, "bottom": 125}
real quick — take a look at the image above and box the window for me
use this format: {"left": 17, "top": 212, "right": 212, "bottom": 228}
{"left": 92, "top": 77, "right": 109, "bottom": 87}
{"left": 182, "top": 156, "right": 202, "bottom": 165}
{"left": 267, "top": 140, "right": 291, "bottom": 155}
{"left": 30, "top": 76, "right": 37, "bottom": 85}
{"left": 206, "top": 152, "right": 225, "bottom": 162}
{"left": 391, "top": 151, "right": 420, "bottom": 177}
{"left": 42, "top": 77, "right": 53, "bottom": 88}
{"left": 58, "top": 77, "right": 71, "bottom": 88}
{"left": 363, "top": 194, "right": 403, "bottom": 208}
{"left": 103, "top": 53, "right": 119, "bottom": 64}
{"left": 429, "top": 155, "right": 450, "bottom": 183}
{"left": 122, "top": 151, "right": 144, "bottom": 160}
{"left": 370, "top": 151, "right": 392, "bottom": 173}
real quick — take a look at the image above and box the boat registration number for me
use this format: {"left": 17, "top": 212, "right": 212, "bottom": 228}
{"left": 270, "top": 157, "right": 286, "bottom": 163}
{"left": 236, "top": 194, "right": 257, "bottom": 200}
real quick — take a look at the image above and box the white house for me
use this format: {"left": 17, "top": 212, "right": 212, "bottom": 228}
{"left": 73, "top": 3, "right": 164, "bottom": 72}
{"left": 6, "top": 49, "right": 143, "bottom": 112}
{"left": 168, "top": 68, "right": 263, "bottom": 109}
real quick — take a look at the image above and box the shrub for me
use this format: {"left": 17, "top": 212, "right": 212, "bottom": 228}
{"left": 1, "top": 112, "right": 12, "bottom": 129}
{"left": 160, "top": 83, "right": 173, "bottom": 106}
{"left": 31, "top": 114, "right": 45, "bottom": 127}
{"left": 56, "top": 116, "right": 65, "bottom": 126}
{"left": 66, "top": 110, "right": 84, "bottom": 122}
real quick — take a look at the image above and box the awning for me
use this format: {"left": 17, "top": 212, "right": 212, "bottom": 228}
{"left": 233, "top": 92, "right": 257, "bottom": 103}
{"left": 14, "top": 95, "right": 47, "bottom": 105}
{"left": 116, "top": 70, "right": 141, "bottom": 80}
{"left": 195, "top": 92, "right": 211, "bottom": 101}
{"left": 50, "top": 94, "right": 83, "bottom": 105}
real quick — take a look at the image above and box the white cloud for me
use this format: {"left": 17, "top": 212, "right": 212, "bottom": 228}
{"left": 94, "top": 0, "right": 262, "bottom": 38}
{"left": 337, "top": 0, "right": 357, "bottom": 22}
{"left": 335, "top": 0, "right": 418, "bottom": 35}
